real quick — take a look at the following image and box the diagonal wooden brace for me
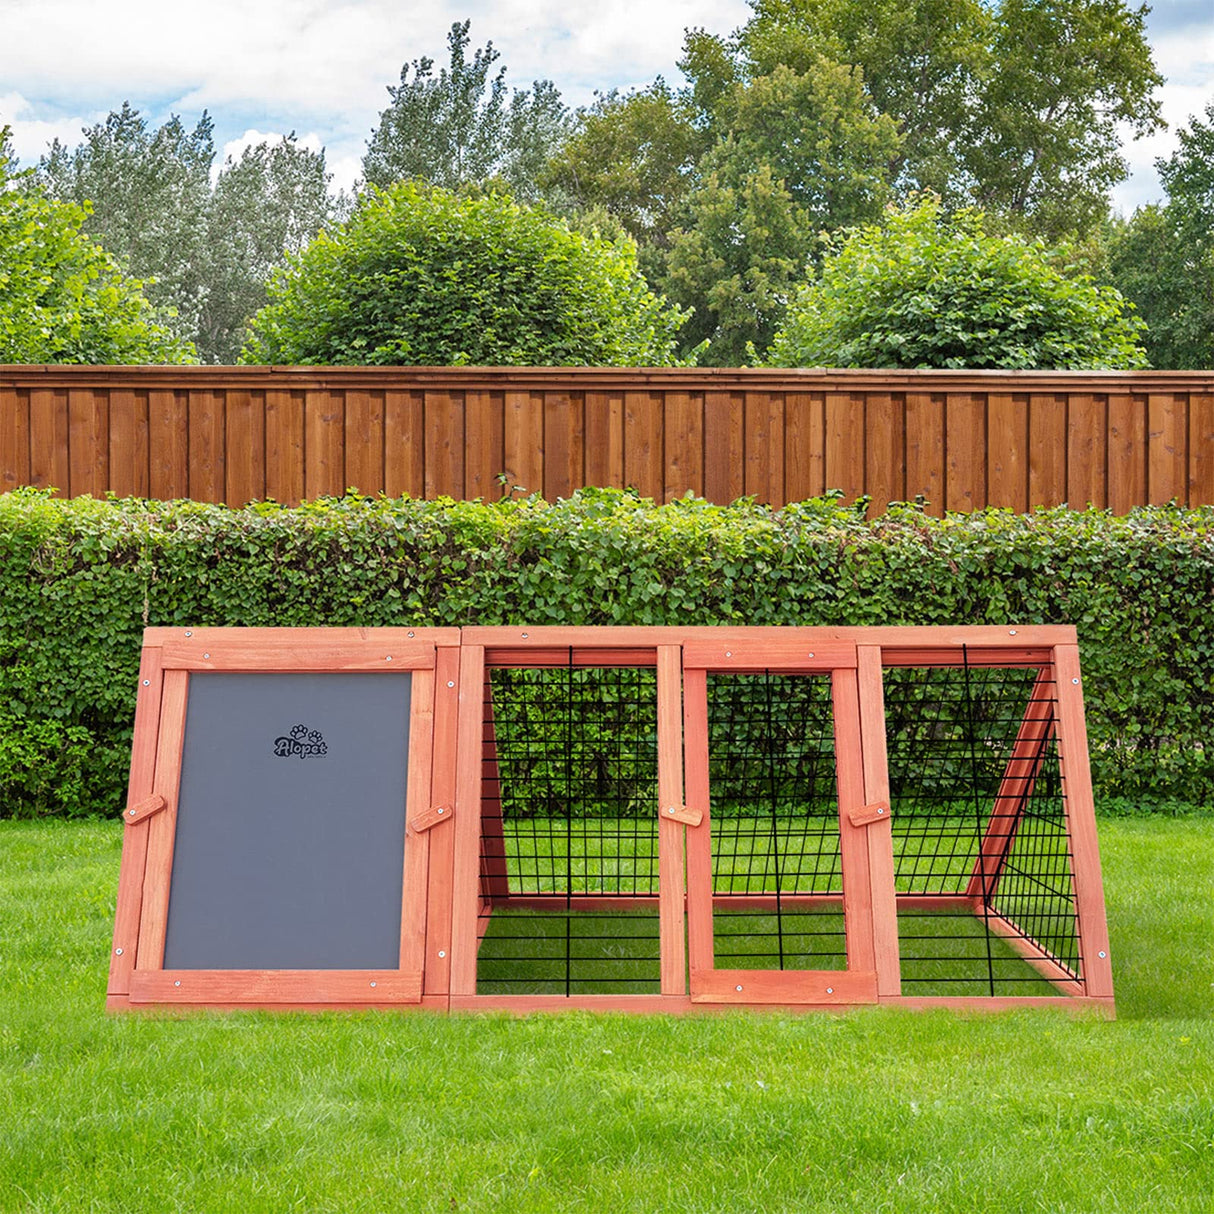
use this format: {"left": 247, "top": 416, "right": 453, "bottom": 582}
{"left": 412, "top": 804, "right": 454, "bottom": 832}
{"left": 661, "top": 804, "right": 703, "bottom": 827}
{"left": 848, "top": 801, "right": 891, "bottom": 828}
{"left": 123, "top": 794, "right": 166, "bottom": 825}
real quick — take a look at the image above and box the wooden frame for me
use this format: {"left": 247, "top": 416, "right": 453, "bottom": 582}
{"left": 111, "top": 625, "right": 1114, "bottom": 1015}
{"left": 108, "top": 627, "right": 461, "bottom": 1012}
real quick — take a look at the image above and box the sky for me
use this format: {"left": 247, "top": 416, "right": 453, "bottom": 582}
{"left": 1, "top": 0, "right": 1212, "bottom": 214}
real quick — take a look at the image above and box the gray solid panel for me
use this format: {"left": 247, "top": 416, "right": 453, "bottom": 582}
{"left": 163, "top": 672, "right": 412, "bottom": 970}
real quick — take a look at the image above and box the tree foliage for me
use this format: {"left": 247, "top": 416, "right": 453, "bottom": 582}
{"left": 0, "top": 133, "right": 195, "bottom": 364}
{"left": 363, "top": 20, "right": 570, "bottom": 201}
{"left": 763, "top": 197, "right": 1147, "bottom": 369}
{"left": 37, "top": 105, "right": 337, "bottom": 362}
{"left": 1108, "top": 102, "right": 1214, "bottom": 369}
{"left": 240, "top": 182, "right": 694, "bottom": 366}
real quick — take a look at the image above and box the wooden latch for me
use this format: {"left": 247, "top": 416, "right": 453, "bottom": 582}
{"left": 661, "top": 804, "right": 703, "bottom": 827}
{"left": 123, "top": 794, "right": 166, "bottom": 825}
{"left": 848, "top": 801, "right": 891, "bottom": 828}
{"left": 412, "top": 804, "right": 454, "bottom": 832}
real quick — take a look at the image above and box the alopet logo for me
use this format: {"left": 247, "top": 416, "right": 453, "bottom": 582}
{"left": 272, "top": 723, "right": 328, "bottom": 759}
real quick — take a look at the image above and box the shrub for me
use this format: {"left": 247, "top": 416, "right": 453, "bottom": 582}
{"left": 1, "top": 487, "right": 1210, "bottom": 816}
{"left": 240, "top": 182, "right": 694, "bottom": 366}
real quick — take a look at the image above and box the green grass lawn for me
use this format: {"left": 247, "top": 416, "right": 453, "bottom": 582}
{"left": 2, "top": 817, "right": 1212, "bottom": 1213}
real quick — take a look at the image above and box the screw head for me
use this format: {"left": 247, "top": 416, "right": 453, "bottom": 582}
{"left": 668, "top": 807, "right": 676, "bottom": 815}
{"left": 808, "top": 652, "right": 815, "bottom": 659}
{"left": 184, "top": 630, "right": 192, "bottom": 638}
{"left": 1072, "top": 678, "right": 1080, "bottom": 684}
{"left": 114, "top": 947, "right": 123, "bottom": 956}
{"left": 407, "top": 631, "right": 415, "bottom": 638}
{"left": 203, "top": 653, "right": 210, "bottom": 660}
{"left": 386, "top": 655, "right": 393, "bottom": 662}
{"left": 174, "top": 980, "right": 181, "bottom": 987}
{"left": 128, "top": 809, "right": 136, "bottom": 816}
{"left": 1098, "top": 951, "right": 1107, "bottom": 959}
{"left": 438, "top": 950, "right": 446, "bottom": 959}
{"left": 142, "top": 679, "right": 150, "bottom": 686}
{"left": 521, "top": 632, "right": 529, "bottom": 639}
{"left": 826, "top": 987, "right": 834, "bottom": 994}
{"left": 735, "top": 985, "right": 743, "bottom": 992}
{"left": 437, "top": 807, "right": 445, "bottom": 815}
{"left": 447, "top": 680, "right": 455, "bottom": 688}
{"left": 725, "top": 651, "right": 732, "bottom": 658}
{"left": 878, "top": 807, "right": 884, "bottom": 814}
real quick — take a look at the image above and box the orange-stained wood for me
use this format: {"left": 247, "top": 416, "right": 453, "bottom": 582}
{"left": 661, "top": 804, "right": 703, "bottom": 828}
{"left": 691, "top": 968, "right": 877, "bottom": 1004}
{"left": 681, "top": 639, "right": 857, "bottom": 671}
{"left": 123, "top": 794, "right": 166, "bottom": 825}
{"left": 130, "top": 970, "right": 422, "bottom": 1004}
{"left": 449, "top": 644, "right": 487, "bottom": 996}
{"left": 847, "top": 801, "right": 891, "bottom": 828}
{"left": 656, "top": 645, "right": 687, "bottom": 996}
{"left": 401, "top": 668, "right": 436, "bottom": 984}
{"left": 423, "top": 647, "right": 461, "bottom": 999}
{"left": 981, "top": 909, "right": 1085, "bottom": 996}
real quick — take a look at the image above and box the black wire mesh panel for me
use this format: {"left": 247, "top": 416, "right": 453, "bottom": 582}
{"left": 475, "top": 659, "right": 661, "bottom": 994}
{"left": 883, "top": 654, "right": 1082, "bottom": 995}
{"left": 705, "top": 672, "right": 847, "bottom": 971}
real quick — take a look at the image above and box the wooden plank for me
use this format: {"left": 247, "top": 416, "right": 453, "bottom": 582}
{"left": 188, "top": 389, "right": 225, "bottom": 504}
{"left": 1189, "top": 393, "right": 1214, "bottom": 507}
{"left": 1029, "top": 393, "right": 1067, "bottom": 507}
{"left": 743, "top": 391, "right": 784, "bottom": 505}
{"left": 855, "top": 647, "right": 900, "bottom": 996}
{"left": 135, "top": 668, "right": 189, "bottom": 971}
{"left": 423, "top": 390, "right": 464, "bottom": 499}
{"left": 987, "top": 393, "right": 1028, "bottom": 511}
{"left": 825, "top": 391, "right": 865, "bottom": 505}
{"left": 148, "top": 390, "right": 188, "bottom": 501}
{"left": 0, "top": 386, "right": 30, "bottom": 492}
{"left": 945, "top": 392, "right": 985, "bottom": 512}
{"left": 905, "top": 391, "right": 944, "bottom": 515}
{"left": 130, "top": 970, "right": 422, "bottom": 1004}
{"left": 583, "top": 390, "right": 624, "bottom": 489}
{"left": 982, "top": 909, "right": 1084, "bottom": 995}
{"left": 423, "top": 648, "right": 460, "bottom": 999}
{"left": 656, "top": 645, "right": 687, "bottom": 996}
{"left": 108, "top": 645, "right": 165, "bottom": 998}
{"left": 784, "top": 391, "right": 825, "bottom": 503}
{"left": 68, "top": 387, "right": 108, "bottom": 497}
{"left": 400, "top": 668, "right": 435, "bottom": 982}
{"left": 264, "top": 389, "right": 304, "bottom": 505}
{"left": 144, "top": 625, "right": 458, "bottom": 647}
{"left": 865, "top": 392, "right": 904, "bottom": 514}
{"left": 503, "top": 390, "right": 543, "bottom": 496}
{"left": 1147, "top": 392, "right": 1187, "bottom": 505}
{"left": 624, "top": 390, "right": 663, "bottom": 501}
{"left": 384, "top": 390, "right": 424, "bottom": 499}
{"left": 663, "top": 390, "right": 703, "bottom": 502}
{"left": 449, "top": 994, "right": 686, "bottom": 1015}
{"left": 885, "top": 995, "right": 1113, "bottom": 1015}
{"left": 542, "top": 391, "right": 583, "bottom": 501}
{"left": 682, "top": 667, "right": 714, "bottom": 980}
{"left": 28, "top": 388, "right": 69, "bottom": 495}
{"left": 304, "top": 389, "right": 344, "bottom": 500}
{"left": 464, "top": 390, "right": 504, "bottom": 501}
{"left": 1066, "top": 393, "right": 1106, "bottom": 509}
{"left": 682, "top": 639, "right": 857, "bottom": 671}
{"left": 703, "top": 390, "right": 744, "bottom": 504}
{"left": 159, "top": 638, "right": 436, "bottom": 671}
{"left": 450, "top": 644, "right": 487, "bottom": 996}
{"left": 344, "top": 389, "right": 385, "bottom": 497}
{"left": 691, "top": 968, "right": 877, "bottom": 1004}
{"left": 1106, "top": 394, "right": 1145, "bottom": 514}
{"left": 224, "top": 389, "right": 265, "bottom": 505}
{"left": 1052, "top": 644, "right": 1114, "bottom": 1002}
{"left": 107, "top": 388, "right": 149, "bottom": 499}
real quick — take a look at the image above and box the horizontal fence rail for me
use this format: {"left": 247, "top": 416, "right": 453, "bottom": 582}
{"left": 2, "top": 366, "right": 1212, "bottom": 513}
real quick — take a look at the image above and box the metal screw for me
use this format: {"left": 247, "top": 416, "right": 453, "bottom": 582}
{"left": 407, "top": 631, "right": 415, "bottom": 638}
{"left": 184, "top": 630, "right": 192, "bottom": 638}
{"left": 128, "top": 809, "right": 136, "bottom": 817}
{"left": 142, "top": 679, "right": 150, "bottom": 686}
{"left": 877, "top": 808, "right": 885, "bottom": 815}
{"left": 1098, "top": 951, "right": 1107, "bottom": 959}
{"left": 667, "top": 807, "right": 677, "bottom": 815}
{"left": 438, "top": 950, "right": 447, "bottom": 959}
{"left": 826, "top": 987, "right": 834, "bottom": 994}
{"left": 808, "top": 652, "right": 815, "bottom": 659}
{"left": 174, "top": 980, "right": 181, "bottom": 987}
{"left": 386, "top": 655, "right": 392, "bottom": 662}
{"left": 521, "top": 632, "right": 529, "bottom": 639}
{"left": 1009, "top": 629, "right": 1017, "bottom": 636}
{"left": 437, "top": 807, "right": 445, "bottom": 815}
{"left": 735, "top": 985, "right": 743, "bottom": 992}
{"left": 114, "top": 947, "right": 123, "bottom": 956}
{"left": 725, "top": 651, "right": 732, "bottom": 658}
{"left": 370, "top": 981, "right": 377, "bottom": 988}
{"left": 1072, "top": 678, "right": 1080, "bottom": 684}
{"left": 203, "top": 653, "right": 210, "bottom": 659}
{"left": 447, "top": 680, "right": 455, "bottom": 688}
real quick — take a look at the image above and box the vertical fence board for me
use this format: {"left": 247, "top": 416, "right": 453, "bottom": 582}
{"left": 663, "top": 391, "right": 703, "bottom": 502}
{"left": 784, "top": 392, "right": 825, "bottom": 502}
{"left": 1106, "top": 394, "right": 1145, "bottom": 515}
{"left": 68, "top": 388, "right": 109, "bottom": 498}
{"left": 1067, "top": 394, "right": 1107, "bottom": 509}
{"left": 1029, "top": 394, "right": 1067, "bottom": 507}
{"left": 425, "top": 390, "right": 465, "bottom": 499}
{"left": 188, "top": 390, "right": 225, "bottom": 504}
{"left": 29, "top": 389, "right": 69, "bottom": 495}
{"left": 584, "top": 390, "right": 624, "bottom": 489}
{"left": 905, "top": 392, "right": 944, "bottom": 514}
{"left": 344, "top": 389, "right": 385, "bottom": 497}
{"left": 108, "top": 389, "right": 149, "bottom": 499}
{"left": 543, "top": 391, "right": 583, "bottom": 501}
{"left": 987, "top": 393, "right": 1028, "bottom": 511}
{"left": 304, "top": 389, "right": 343, "bottom": 500}
{"left": 1147, "top": 392, "right": 1187, "bottom": 504}
{"left": 624, "top": 391, "right": 663, "bottom": 501}
{"left": 149, "top": 390, "right": 188, "bottom": 501}
{"left": 826, "top": 392, "right": 865, "bottom": 504}
{"left": 503, "top": 390, "right": 543, "bottom": 496}
{"left": 743, "top": 392, "right": 784, "bottom": 504}
{"left": 703, "top": 391, "right": 743, "bottom": 504}
{"left": 0, "top": 387, "right": 30, "bottom": 492}
{"left": 865, "top": 392, "right": 904, "bottom": 513}
{"left": 465, "top": 390, "right": 504, "bottom": 501}
{"left": 1189, "top": 393, "right": 1214, "bottom": 506}
{"left": 224, "top": 389, "right": 265, "bottom": 505}
{"left": 385, "top": 390, "right": 424, "bottom": 499}
{"left": 945, "top": 393, "right": 985, "bottom": 513}
{"left": 265, "top": 389, "right": 304, "bottom": 505}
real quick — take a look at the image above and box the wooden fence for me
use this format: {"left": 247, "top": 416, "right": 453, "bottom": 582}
{"left": 2, "top": 366, "right": 1213, "bottom": 513}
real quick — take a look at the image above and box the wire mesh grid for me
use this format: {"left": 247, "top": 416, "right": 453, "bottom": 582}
{"left": 475, "top": 658, "right": 661, "bottom": 994}
{"left": 705, "top": 672, "right": 847, "bottom": 971}
{"left": 883, "top": 654, "right": 1082, "bottom": 994}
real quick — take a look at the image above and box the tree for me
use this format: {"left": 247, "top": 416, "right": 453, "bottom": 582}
{"left": 1108, "top": 103, "right": 1214, "bottom": 369}
{"left": 0, "top": 134, "right": 195, "bottom": 364}
{"left": 36, "top": 107, "right": 337, "bottom": 362}
{"left": 363, "top": 20, "right": 570, "bottom": 200}
{"left": 762, "top": 196, "right": 1147, "bottom": 369}
{"left": 240, "top": 182, "right": 694, "bottom": 366}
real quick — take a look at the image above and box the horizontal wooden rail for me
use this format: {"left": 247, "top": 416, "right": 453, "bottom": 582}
{"left": 2, "top": 366, "right": 1212, "bottom": 513}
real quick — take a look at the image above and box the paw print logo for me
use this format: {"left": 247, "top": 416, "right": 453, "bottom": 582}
{"left": 290, "top": 724, "right": 308, "bottom": 740}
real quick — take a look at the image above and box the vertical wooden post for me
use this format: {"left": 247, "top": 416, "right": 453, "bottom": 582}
{"left": 656, "top": 645, "right": 687, "bottom": 996}
{"left": 450, "top": 644, "right": 487, "bottom": 997}
{"left": 1052, "top": 645, "right": 1115, "bottom": 1003}
{"left": 400, "top": 667, "right": 435, "bottom": 985}
{"left": 855, "top": 647, "right": 901, "bottom": 997}
{"left": 681, "top": 666, "right": 713, "bottom": 985}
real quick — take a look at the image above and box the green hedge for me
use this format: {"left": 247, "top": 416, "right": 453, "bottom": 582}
{"left": 1, "top": 486, "right": 1211, "bottom": 817}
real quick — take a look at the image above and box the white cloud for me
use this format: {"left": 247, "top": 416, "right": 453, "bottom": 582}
{"left": 0, "top": 91, "right": 100, "bottom": 165}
